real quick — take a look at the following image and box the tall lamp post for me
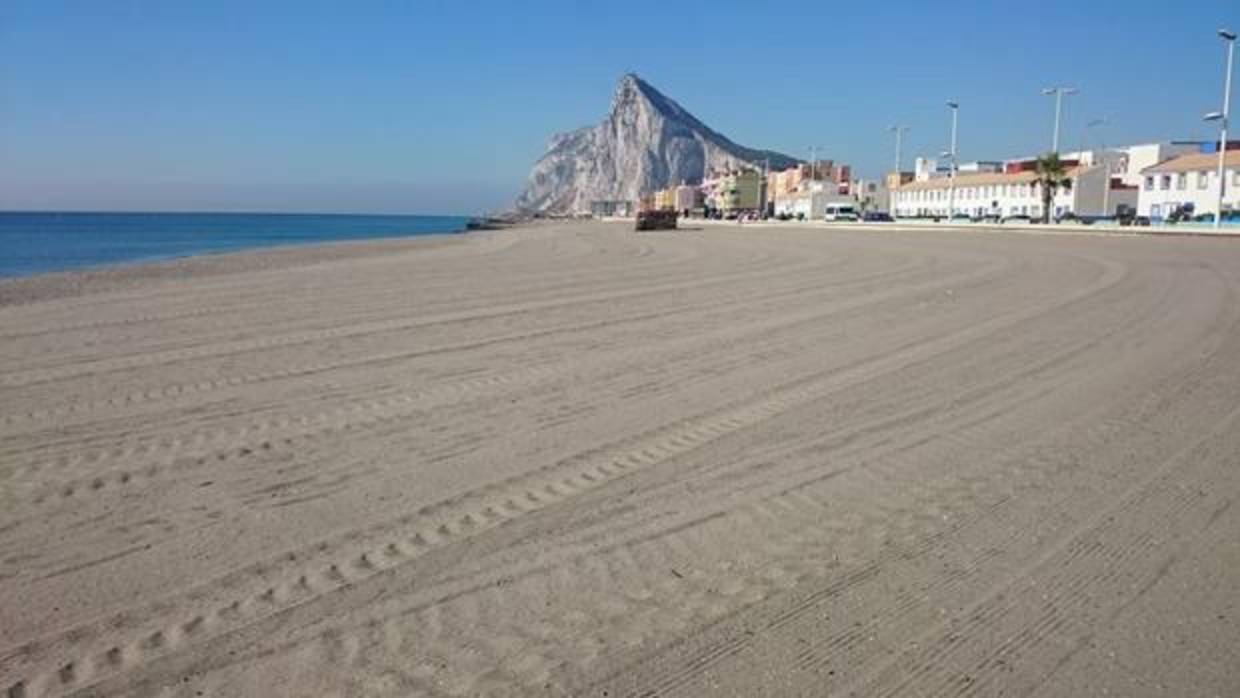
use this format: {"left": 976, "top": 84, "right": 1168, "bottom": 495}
{"left": 1205, "top": 29, "right": 1236, "bottom": 229}
{"left": 1042, "top": 86, "right": 1078, "bottom": 153}
{"left": 945, "top": 101, "right": 959, "bottom": 219}
{"left": 809, "top": 145, "right": 823, "bottom": 180}
{"left": 888, "top": 125, "right": 909, "bottom": 173}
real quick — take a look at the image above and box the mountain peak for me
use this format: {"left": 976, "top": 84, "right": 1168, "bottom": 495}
{"left": 611, "top": 72, "right": 660, "bottom": 113}
{"left": 517, "top": 75, "right": 797, "bottom": 214}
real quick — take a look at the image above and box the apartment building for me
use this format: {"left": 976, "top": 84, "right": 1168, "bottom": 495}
{"left": 891, "top": 162, "right": 1135, "bottom": 219}
{"left": 1137, "top": 148, "right": 1240, "bottom": 219}
{"left": 772, "top": 180, "right": 854, "bottom": 218}
{"left": 704, "top": 169, "right": 764, "bottom": 212}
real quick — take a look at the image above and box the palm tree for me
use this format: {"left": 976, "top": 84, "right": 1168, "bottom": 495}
{"left": 1033, "top": 153, "right": 1073, "bottom": 223}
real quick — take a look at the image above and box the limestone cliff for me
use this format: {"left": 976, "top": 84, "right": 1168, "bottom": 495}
{"left": 516, "top": 74, "right": 798, "bottom": 214}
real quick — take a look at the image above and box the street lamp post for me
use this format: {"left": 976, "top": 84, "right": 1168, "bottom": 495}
{"left": 1042, "top": 86, "right": 1079, "bottom": 153}
{"left": 946, "top": 101, "right": 959, "bottom": 219}
{"left": 807, "top": 145, "right": 823, "bottom": 220}
{"left": 809, "top": 145, "right": 823, "bottom": 180}
{"left": 1205, "top": 29, "right": 1236, "bottom": 229}
{"left": 888, "top": 125, "right": 909, "bottom": 173}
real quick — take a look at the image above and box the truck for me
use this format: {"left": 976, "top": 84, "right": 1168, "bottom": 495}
{"left": 635, "top": 210, "right": 678, "bottom": 231}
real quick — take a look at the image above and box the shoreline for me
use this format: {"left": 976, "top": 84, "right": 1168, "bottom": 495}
{"left": 8, "top": 214, "right": 1234, "bottom": 307}
{"left": 0, "top": 227, "right": 487, "bottom": 307}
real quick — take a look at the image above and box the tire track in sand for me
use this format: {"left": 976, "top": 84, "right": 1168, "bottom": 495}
{"left": 0, "top": 252, "right": 883, "bottom": 425}
{"left": 0, "top": 251, "right": 841, "bottom": 390}
{"left": 295, "top": 260, "right": 1167, "bottom": 696}
{"left": 0, "top": 254, "right": 1123, "bottom": 697}
{"left": 2, "top": 255, "right": 1002, "bottom": 513}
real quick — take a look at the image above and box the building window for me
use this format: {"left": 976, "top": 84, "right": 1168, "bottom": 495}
{"left": 1161, "top": 175, "right": 1171, "bottom": 190}
{"left": 1198, "top": 171, "right": 1209, "bottom": 189}
{"left": 1177, "top": 173, "right": 1187, "bottom": 190}
{"left": 1144, "top": 176, "right": 1154, "bottom": 191}
{"left": 1233, "top": 170, "right": 1240, "bottom": 186}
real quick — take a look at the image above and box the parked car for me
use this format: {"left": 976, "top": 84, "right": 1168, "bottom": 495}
{"left": 1165, "top": 203, "right": 1196, "bottom": 224}
{"left": 1001, "top": 214, "right": 1032, "bottom": 224}
{"left": 1190, "top": 212, "right": 1235, "bottom": 224}
{"left": 861, "top": 211, "right": 893, "bottom": 222}
{"left": 949, "top": 213, "right": 971, "bottom": 222}
{"left": 823, "top": 203, "right": 859, "bottom": 222}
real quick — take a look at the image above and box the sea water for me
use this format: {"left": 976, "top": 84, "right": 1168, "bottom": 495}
{"left": 0, "top": 211, "right": 471, "bottom": 278}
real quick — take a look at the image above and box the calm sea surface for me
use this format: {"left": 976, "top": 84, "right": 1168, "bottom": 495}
{"left": 0, "top": 211, "right": 471, "bottom": 278}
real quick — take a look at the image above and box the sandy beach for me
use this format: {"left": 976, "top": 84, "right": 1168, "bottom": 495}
{"left": 2, "top": 220, "right": 1239, "bottom": 697}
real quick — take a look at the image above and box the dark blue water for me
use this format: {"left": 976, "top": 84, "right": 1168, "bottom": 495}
{"left": 0, "top": 211, "right": 471, "bottom": 278}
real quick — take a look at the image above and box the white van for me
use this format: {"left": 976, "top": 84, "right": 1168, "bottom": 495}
{"left": 823, "top": 203, "right": 858, "bottom": 222}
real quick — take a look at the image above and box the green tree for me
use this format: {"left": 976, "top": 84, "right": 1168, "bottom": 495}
{"left": 1033, "top": 153, "right": 1073, "bottom": 224}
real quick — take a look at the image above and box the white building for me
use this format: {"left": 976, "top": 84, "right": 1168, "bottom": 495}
{"left": 1137, "top": 149, "right": 1240, "bottom": 219}
{"left": 1105, "top": 142, "right": 1202, "bottom": 187}
{"left": 851, "top": 178, "right": 890, "bottom": 212}
{"left": 772, "top": 180, "right": 854, "bottom": 219}
{"left": 891, "top": 163, "right": 1136, "bottom": 219}
{"left": 956, "top": 161, "right": 1003, "bottom": 174}
{"left": 913, "top": 157, "right": 951, "bottom": 181}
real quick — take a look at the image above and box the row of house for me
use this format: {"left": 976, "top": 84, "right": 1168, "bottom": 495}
{"left": 765, "top": 162, "right": 861, "bottom": 219}
{"left": 616, "top": 141, "right": 1239, "bottom": 223}
{"left": 891, "top": 141, "right": 1240, "bottom": 220}
{"left": 639, "top": 159, "right": 867, "bottom": 218}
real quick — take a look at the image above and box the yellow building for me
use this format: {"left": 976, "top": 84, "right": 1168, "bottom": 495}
{"left": 719, "top": 169, "right": 763, "bottom": 211}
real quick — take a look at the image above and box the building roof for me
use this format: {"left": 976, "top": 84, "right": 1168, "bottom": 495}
{"left": 1141, "top": 150, "right": 1240, "bottom": 174}
{"left": 894, "top": 166, "right": 1084, "bottom": 192}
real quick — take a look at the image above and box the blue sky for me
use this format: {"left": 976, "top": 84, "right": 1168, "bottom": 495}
{"left": 2, "top": 1, "right": 1238, "bottom": 214}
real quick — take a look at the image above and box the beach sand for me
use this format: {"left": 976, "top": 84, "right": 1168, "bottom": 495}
{"left": 2, "top": 220, "right": 1239, "bottom": 696}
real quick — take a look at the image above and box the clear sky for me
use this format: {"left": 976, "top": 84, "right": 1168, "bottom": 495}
{"left": 3, "top": 1, "right": 1238, "bottom": 215}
